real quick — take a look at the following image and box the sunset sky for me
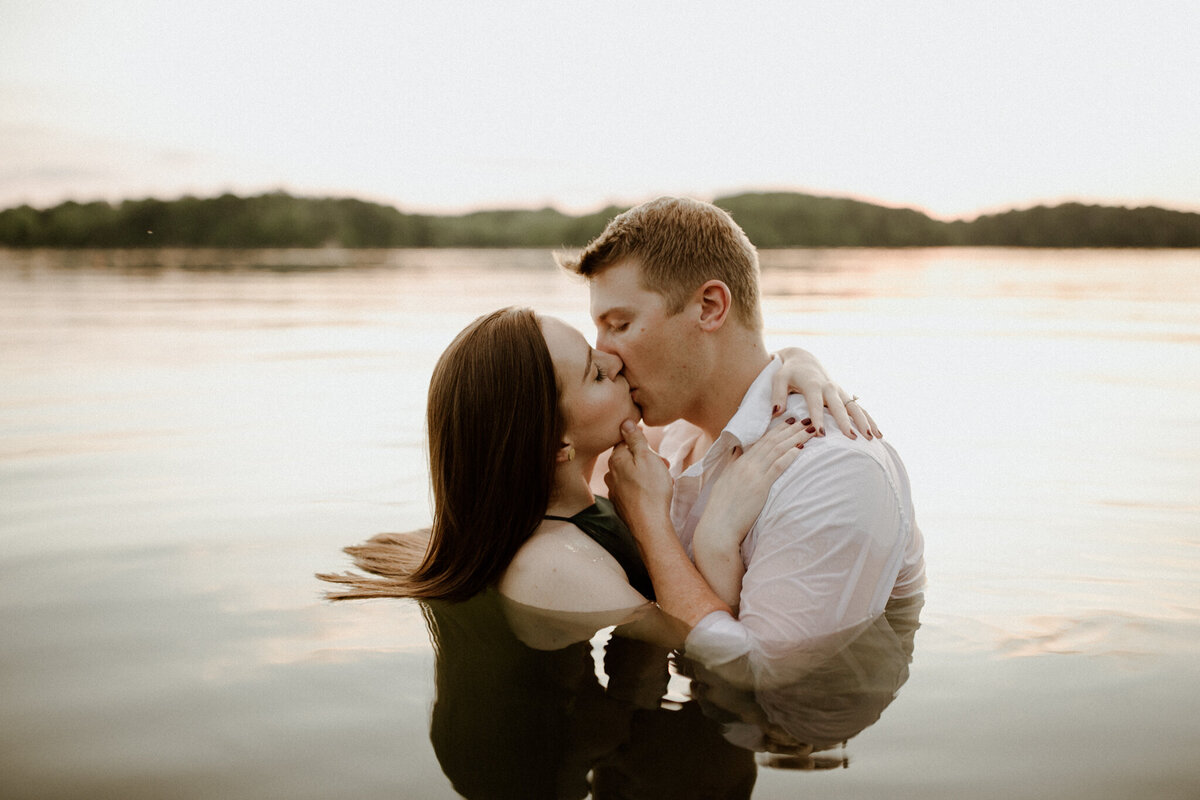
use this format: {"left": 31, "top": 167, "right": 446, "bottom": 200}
{"left": 3, "top": 0, "right": 1198, "bottom": 219}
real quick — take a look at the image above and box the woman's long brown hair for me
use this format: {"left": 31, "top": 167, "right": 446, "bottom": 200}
{"left": 319, "top": 307, "right": 561, "bottom": 601}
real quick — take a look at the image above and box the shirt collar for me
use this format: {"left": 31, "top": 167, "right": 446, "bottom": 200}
{"left": 677, "top": 357, "right": 781, "bottom": 479}
{"left": 721, "top": 355, "right": 780, "bottom": 448}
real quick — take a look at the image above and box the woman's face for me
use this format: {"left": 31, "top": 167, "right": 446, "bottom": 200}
{"left": 540, "top": 316, "right": 640, "bottom": 458}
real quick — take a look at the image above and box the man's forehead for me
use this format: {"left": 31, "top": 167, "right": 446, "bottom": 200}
{"left": 588, "top": 260, "right": 655, "bottom": 319}
{"left": 588, "top": 284, "right": 624, "bottom": 319}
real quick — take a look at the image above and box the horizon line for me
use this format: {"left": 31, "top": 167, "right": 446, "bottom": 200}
{"left": 3, "top": 186, "right": 1199, "bottom": 224}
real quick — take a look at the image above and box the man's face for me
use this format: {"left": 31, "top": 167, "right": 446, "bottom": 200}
{"left": 588, "top": 258, "right": 701, "bottom": 427}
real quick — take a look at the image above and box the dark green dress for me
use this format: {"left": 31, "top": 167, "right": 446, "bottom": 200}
{"left": 544, "top": 496, "right": 655, "bottom": 600}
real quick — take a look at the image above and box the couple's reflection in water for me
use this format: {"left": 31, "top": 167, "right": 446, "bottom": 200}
{"left": 419, "top": 589, "right": 921, "bottom": 799}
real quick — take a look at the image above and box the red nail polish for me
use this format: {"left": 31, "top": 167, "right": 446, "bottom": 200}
{"left": 801, "top": 418, "right": 812, "bottom": 426}
{"left": 806, "top": 426, "right": 816, "bottom": 434}
{"left": 772, "top": 405, "right": 781, "bottom": 415}
{"left": 785, "top": 417, "right": 796, "bottom": 424}
{"left": 818, "top": 427, "right": 825, "bottom": 436}
{"left": 795, "top": 443, "right": 804, "bottom": 449}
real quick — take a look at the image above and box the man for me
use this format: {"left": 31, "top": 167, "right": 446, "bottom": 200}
{"left": 559, "top": 197, "right": 925, "bottom": 687}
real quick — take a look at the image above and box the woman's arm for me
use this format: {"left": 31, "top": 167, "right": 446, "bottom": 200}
{"left": 771, "top": 347, "right": 881, "bottom": 439}
{"left": 693, "top": 417, "right": 815, "bottom": 610}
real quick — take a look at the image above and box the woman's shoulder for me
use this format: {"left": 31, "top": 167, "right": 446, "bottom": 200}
{"left": 497, "top": 520, "right": 648, "bottom": 613}
{"left": 504, "top": 520, "right": 626, "bottom": 586}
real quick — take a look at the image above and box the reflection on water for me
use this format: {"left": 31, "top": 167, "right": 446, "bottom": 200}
{"left": 685, "top": 596, "right": 922, "bottom": 760}
{"left": 423, "top": 590, "right": 752, "bottom": 799}
{"left": 419, "top": 590, "right": 920, "bottom": 797}
{"left": 2, "top": 247, "right": 1199, "bottom": 798}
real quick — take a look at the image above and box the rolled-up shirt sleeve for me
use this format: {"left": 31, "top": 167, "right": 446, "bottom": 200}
{"left": 684, "top": 446, "right": 916, "bottom": 687}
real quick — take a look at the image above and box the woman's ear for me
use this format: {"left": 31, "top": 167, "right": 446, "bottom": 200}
{"left": 555, "top": 442, "right": 576, "bottom": 463}
{"left": 696, "top": 280, "right": 732, "bottom": 332}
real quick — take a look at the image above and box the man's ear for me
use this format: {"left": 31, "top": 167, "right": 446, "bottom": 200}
{"left": 696, "top": 280, "right": 732, "bottom": 332}
{"left": 555, "top": 442, "right": 576, "bottom": 464}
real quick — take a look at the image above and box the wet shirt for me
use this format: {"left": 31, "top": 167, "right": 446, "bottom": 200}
{"left": 659, "top": 357, "right": 926, "bottom": 687}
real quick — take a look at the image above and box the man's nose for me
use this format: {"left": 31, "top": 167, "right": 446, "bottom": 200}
{"left": 595, "top": 329, "right": 616, "bottom": 354}
{"left": 599, "top": 349, "right": 625, "bottom": 376}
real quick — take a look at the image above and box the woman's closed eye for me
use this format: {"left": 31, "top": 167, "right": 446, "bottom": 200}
{"left": 594, "top": 365, "right": 609, "bottom": 382}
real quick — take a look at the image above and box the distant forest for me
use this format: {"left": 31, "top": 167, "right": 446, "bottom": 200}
{"left": 1, "top": 191, "right": 1198, "bottom": 248}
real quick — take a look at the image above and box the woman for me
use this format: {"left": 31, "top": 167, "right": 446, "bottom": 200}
{"left": 321, "top": 307, "right": 866, "bottom": 615}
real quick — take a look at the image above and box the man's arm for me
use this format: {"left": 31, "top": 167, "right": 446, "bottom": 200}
{"left": 689, "top": 443, "right": 911, "bottom": 686}
{"left": 606, "top": 420, "right": 913, "bottom": 689}
{"left": 604, "top": 421, "right": 731, "bottom": 633}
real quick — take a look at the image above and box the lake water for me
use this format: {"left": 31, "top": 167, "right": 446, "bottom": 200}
{"left": 1, "top": 247, "right": 1198, "bottom": 799}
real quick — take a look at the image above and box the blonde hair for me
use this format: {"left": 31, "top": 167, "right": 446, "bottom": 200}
{"left": 557, "top": 196, "right": 763, "bottom": 330}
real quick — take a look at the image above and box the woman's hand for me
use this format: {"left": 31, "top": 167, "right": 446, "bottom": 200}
{"left": 693, "top": 416, "right": 816, "bottom": 609}
{"left": 770, "top": 347, "right": 882, "bottom": 440}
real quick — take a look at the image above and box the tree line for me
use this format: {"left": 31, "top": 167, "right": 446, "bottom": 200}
{"left": 0, "top": 190, "right": 1197, "bottom": 248}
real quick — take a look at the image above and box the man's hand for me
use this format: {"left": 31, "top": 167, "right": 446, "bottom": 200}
{"left": 605, "top": 420, "right": 673, "bottom": 533}
{"left": 607, "top": 420, "right": 734, "bottom": 628}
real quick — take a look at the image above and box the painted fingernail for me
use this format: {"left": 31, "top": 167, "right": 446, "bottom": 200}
{"left": 806, "top": 426, "right": 816, "bottom": 434}
{"left": 772, "top": 405, "right": 781, "bottom": 415}
{"left": 795, "top": 443, "right": 804, "bottom": 449}
{"left": 818, "top": 427, "right": 825, "bottom": 436}
{"left": 801, "top": 418, "right": 811, "bottom": 426}
{"left": 785, "top": 417, "right": 796, "bottom": 424}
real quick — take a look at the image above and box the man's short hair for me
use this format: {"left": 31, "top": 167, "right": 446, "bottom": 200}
{"left": 558, "top": 197, "right": 763, "bottom": 330}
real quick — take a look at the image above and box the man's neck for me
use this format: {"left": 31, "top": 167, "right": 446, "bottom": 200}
{"left": 685, "top": 335, "right": 771, "bottom": 442}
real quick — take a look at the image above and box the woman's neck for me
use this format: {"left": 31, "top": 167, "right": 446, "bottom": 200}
{"left": 545, "top": 456, "right": 597, "bottom": 517}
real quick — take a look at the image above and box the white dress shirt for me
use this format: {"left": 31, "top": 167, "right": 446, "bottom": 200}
{"left": 659, "top": 357, "right": 925, "bottom": 687}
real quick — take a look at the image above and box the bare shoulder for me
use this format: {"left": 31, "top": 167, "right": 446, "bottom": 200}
{"left": 498, "top": 520, "right": 649, "bottom": 613}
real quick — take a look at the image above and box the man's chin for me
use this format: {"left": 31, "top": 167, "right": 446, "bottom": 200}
{"left": 638, "top": 407, "right": 669, "bottom": 427}
{"left": 631, "top": 393, "right": 668, "bottom": 426}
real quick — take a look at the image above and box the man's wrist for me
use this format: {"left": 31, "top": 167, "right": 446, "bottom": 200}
{"left": 627, "top": 504, "right": 674, "bottom": 539}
